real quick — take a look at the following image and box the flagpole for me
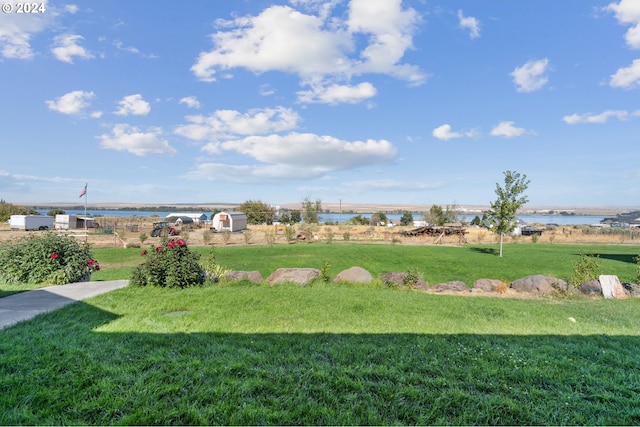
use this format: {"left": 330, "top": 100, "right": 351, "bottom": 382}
{"left": 84, "top": 183, "right": 87, "bottom": 242}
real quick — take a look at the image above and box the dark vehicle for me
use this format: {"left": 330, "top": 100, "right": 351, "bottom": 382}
{"left": 521, "top": 226, "right": 543, "bottom": 236}
{"left": 150, "top": 221, "right": 179, "bottom": 237}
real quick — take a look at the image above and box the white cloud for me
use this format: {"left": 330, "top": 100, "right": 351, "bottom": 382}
{"left": 457, "top": 10, "right": 480, "bottom": 39}
{"left": 191, "top": 1, "right": 425, "bottom": 104}
{"left": 0, "top": 2, "right": 55, "bottom": 59}
{"left": 563, "top": 109, "right": 640, "bottom": 124}
{"left": 490, "top": 121, "right": 525, "bottom": 138}
{"left": 184, "top": 162, "right": 329, "bottom": 183}
{"left": 432, "top": 124, "right": 462, "bottom": 141}
{"left": 187, "top": 132, "right": 397, "bottom": 183}
{"left": 179, "top": 96, "right": 201, "bottom": 109}
{"left": 432, "top": 124, "right": 477, "bottom": 141}
{"left": 219, "top": 133, "right": 396, "bottom": 170}
{"left": 65, "top": 4, "right": 79, "bottom": 14}
{"left": 297, "top": 82, "right": 377, "bottom": 104}
{"left": 510, "top": 58, "right": 550, "bottom": 92}
{"left": 115, "top": 94, "right": 151, "bottom": 116}
{"left": 606, "top": 0, "right": 640, "bottom": 49}
{"left": 98, "top": 124, "right": 176, "bottom": 156}
{"left": 46, "top": 90, "right": 95, "bottom": 115}
{"left": 610, "top": 58, "right": 640, "bottom": 89}
{"left": 175, "top": 106, "right": 300, "bottom": 142}
{"left": 347, "top": 0, "right": 424, "bottom": 83}
{"left": 51, "top": 34, "right": 94, "bottom": 63}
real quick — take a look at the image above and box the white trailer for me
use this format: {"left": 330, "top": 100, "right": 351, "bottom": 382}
{"left": 9, "top": 215, "right": 54, "bottom": 231}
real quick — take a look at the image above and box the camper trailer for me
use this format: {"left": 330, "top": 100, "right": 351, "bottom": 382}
{"left": 9, "top": 215, "right": 54, "bottom": 231}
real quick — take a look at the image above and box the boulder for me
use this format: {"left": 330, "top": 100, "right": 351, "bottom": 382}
{"left": 430, "top": 281, "right": 469, "bottom": 293}
{"left": 380, "top": 272, "right": 427, "bottom": 289}
{"left": 510, "top": 275, "right": 568, "bottom": 295}
{"left": 599, "top": 275, "right": 627, "bottom": 299}
{"left": 333, "top": 267, "right": 373, "bottom": 284}
{"left": 223, "top": 270, "right": 263, "bottom": 284}
{"left": 578, "top": 280, "right": 602, "bottom": 295}
{"left": 622, "top": 282, "right": 640, "bottom": 297}
{"left": 267, "top": 268, "right": 321, "bottom": 286}
{"left": 473, "top": 279, "right": 503, "bottom": 292}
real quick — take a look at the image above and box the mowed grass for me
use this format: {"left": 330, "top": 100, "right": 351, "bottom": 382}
{"left": 2, "top": 284, "right": 640, "bottom": 425}
{"left": 93, "top": 242, "right": 640, "bottom": 284}
{"left": 2, "top": 242, "right": 640, "bottom": 425}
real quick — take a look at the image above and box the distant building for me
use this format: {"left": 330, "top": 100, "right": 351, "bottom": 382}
{"left": 211, "top": 211, "right": 247, "bottom": 232}
{"left": 601, "top": 211, "right": 640, "bottom": 227}
{"left": 165, "top": 213, "right": 208, "bottom": 223}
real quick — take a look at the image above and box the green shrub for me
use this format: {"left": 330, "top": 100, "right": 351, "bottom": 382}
{"left": 130, "top": 238, "right": 205, "bottom": 288}
{"left": 0, "top": 232, "right": 99, "bottom": 285}
{"left": 570, "top": 251, "right": 602, "bottom": 287}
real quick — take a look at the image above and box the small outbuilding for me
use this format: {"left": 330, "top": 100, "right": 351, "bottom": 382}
{"left": 55, "top": 214, "right": 97, "bottom": 229}
{"left": 165, "top": 213, "right": 208, "bottom": 223}
{"left": 211, "top": 211, "right": 247, "bottom": 232}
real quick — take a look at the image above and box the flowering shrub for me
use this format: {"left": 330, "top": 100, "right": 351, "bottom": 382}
{"left": 0, "top": 232, "right": 99, "bottom": 285}
{"left": 130, "top": 238, "right": 205, "bottom": 288}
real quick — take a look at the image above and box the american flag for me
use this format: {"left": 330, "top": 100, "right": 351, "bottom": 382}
{"left": 79, "top": 183, "right": 87, "bottom": 198}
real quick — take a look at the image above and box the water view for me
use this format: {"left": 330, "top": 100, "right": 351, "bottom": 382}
{"left": 37, "top": 209, "right": 606, "bottom": 226}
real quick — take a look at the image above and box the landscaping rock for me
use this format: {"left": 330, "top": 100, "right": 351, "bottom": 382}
{"left": 599, "top": 275, "right": 627, "bottom": 299}
{"left": 510, "top": 275, "right": 568, "bottom": 295}
{"left": 430, "top": 281, "right": 469, "bottom": 292}
{"left": 267, "top": 268, "right": 321, "bottom": 286}
{"left": 622, "top": 282, "right": 640, "bottom": 297}
{"left": 380, "top": 272, "right": 427, "bottom": 289}
{"left": 472, "top": 279, "right": 503, "bottom": 292}
{"left": 333, "top": 267, "right": 372, "bottom": 284}
{"left": 223, "top": 270, "right": 263, "bottom": 284}
{"left": 578, "top": 280, "right": 602, "bottom": 295}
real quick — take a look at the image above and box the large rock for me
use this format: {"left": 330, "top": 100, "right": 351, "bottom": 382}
{"left": 473, "top": 278, "right": 503, "bottom": 292}
{"left": 622, "top": 282, "right": 640, "bottom": 297}
{"left": 430, "top": 281, "right": 468, "bottom": 292}
{"left": 223, "top": 270, "right": 263, "bottom": 284}
{"left": 599, "top": 275, "right": 627, "bottom": 299}
{"left": 578, "top": 280, "right": 602, "bottom": 295}
{"left": 333, "top": 267, "right": 372, "bottom": 284}
{"left": 267, "top": 268, "right": 321, "bottom": 286}
{"left": 380, "top": 272, "right": 427, "bottom": 289}
{"left": 510, "top": 275, "right": 568, "bottom": 295}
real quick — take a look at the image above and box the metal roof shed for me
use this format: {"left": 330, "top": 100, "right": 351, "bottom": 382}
{"left": 212, "top": 211, "right": 247, "bottom": 232}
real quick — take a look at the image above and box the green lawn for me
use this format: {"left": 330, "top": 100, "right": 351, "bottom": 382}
{"left": 91, "top": 242, "right": 640, "bottom": 285}
{"left": 2, "top": 242, "right": 640, "bottom": 425}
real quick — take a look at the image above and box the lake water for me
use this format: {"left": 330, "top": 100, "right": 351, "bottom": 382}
{"left": 38, "top": 209, "right": 606, "bottom": 226}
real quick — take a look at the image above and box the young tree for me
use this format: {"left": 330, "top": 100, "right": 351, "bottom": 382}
{"left": 301, "top": 197, "right": 322, "bottom": 224}
{"left": 487, "top": 170, "right": 530, "bottom": 257}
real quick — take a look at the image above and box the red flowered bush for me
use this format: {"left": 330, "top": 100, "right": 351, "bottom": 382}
{"left": 0, "top": 232, "right": 99, "bottom": 285}
{"left": 130, "top": 238, "right": 204, "bottom": 288}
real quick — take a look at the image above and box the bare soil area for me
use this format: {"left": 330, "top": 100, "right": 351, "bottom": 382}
{"left": 1, "top": 218, "right": 638, "bottom": 248}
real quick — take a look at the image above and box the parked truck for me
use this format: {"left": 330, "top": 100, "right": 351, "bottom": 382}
{"left": 9, "top": 215, "right": 54, "bottom": 231}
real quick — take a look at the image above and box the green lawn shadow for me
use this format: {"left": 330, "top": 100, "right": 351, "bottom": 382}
{"left": 1, "top": 302, "right": 639, "bottom": 426}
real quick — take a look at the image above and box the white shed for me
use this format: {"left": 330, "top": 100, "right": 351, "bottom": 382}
{"left": 211, "top": 211, "right": 247, "bottom": 232}
{"left": 55, "top": 214, "right": 78, "bottom": 230}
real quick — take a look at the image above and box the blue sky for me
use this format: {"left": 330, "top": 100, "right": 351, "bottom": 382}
{"left": 1, "top": 0, "right": 639, "bottom": 208}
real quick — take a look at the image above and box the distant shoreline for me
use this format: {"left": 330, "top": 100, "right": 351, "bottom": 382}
{"left": 17, "top": 202, "right": 639, "bottom": 217}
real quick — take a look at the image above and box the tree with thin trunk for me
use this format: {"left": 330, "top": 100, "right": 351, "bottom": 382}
{"left": 487, "top": 170, "right": 530, "bottom": 257}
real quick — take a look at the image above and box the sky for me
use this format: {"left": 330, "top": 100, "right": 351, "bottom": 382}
{"left": 1, "top": 0, "right": 639, "bottom": 208}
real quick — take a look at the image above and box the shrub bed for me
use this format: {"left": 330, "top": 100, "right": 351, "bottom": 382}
{"left": 130, "top": 237, "right": 205, "bottom": 288}
{"left": 0, "top": 232, "right": 99, "bottom": 285}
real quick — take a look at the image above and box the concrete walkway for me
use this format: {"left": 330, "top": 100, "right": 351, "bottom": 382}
{"left": 0, "top": 280, "right": 129, "bottom": 330}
